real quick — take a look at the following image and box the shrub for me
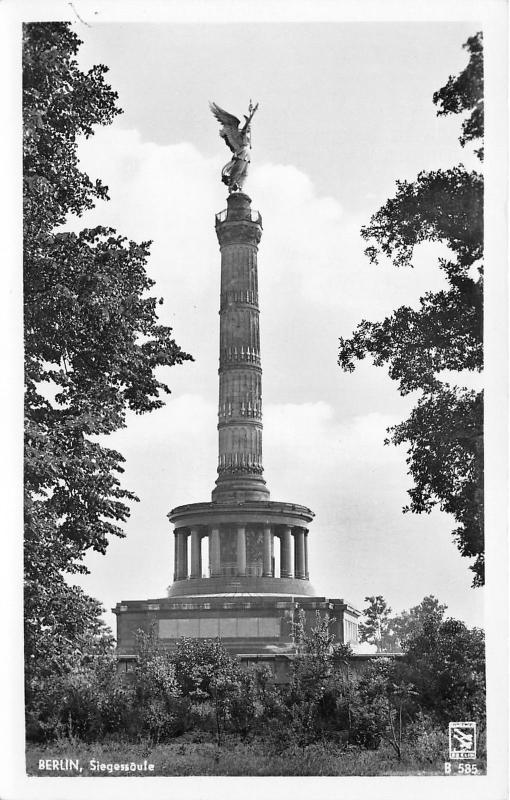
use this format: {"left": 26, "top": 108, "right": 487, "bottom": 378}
{"left": 405, "top": 713, "right": 449, "bottom": 764}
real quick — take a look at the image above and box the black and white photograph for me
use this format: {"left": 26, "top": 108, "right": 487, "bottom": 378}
{"left": 1, "top": 1, "right": 507, "bottom": 798}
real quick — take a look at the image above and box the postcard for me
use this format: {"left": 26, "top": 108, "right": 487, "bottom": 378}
{"left": 1, "top": 1, "right": 507, "bottom": 799}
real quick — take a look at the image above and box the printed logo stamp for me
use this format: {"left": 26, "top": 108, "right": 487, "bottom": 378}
{"left": 449, "top": 722, "right": 476, "bottom": 760}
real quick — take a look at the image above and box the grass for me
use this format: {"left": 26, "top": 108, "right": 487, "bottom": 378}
{"left": 25, "top": 735, "right": 487, "bottom": 777}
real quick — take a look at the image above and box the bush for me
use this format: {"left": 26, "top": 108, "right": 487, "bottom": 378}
{"left": 405, "top": 713, "right": 449, "bottom": 764}
{"left": 403, "top": 618, "right": 485, "bottom": 724}
{"left": 129, "top": 628, "right": 191, "bottom": 742}
{"left": 25, "top": 649, "right": 131, "bottom": 742}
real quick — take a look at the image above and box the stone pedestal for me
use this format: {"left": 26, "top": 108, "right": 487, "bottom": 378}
{"left": 114, "top": 594, "right": 361, "bottom": 662}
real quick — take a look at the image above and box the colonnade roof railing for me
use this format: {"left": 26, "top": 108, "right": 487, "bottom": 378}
{"left": 215, "top": 208, "right": 262, "bottom": 225}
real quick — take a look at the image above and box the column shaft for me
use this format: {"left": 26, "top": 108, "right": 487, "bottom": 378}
{"left": 304, "top": 530, "right": 309, "bottom": 579}
{"left": 173, "top": 531, "right": 179, "bottom": 581}
{"left": 237, "top": 526, "right": 247, "bottom": 576}
{"left": 210, "top": 527, "right": 221, "bottom": 576}
{"left": 190, "top": 528, "right": 201, "bottom": 578}
{"left": 281, "top": 526, "right": 293, "bottom": 578}
{"left": 294, "top": 529, "right": 306, "bottom": 578}
{"left": 177, "top": 530, "right": 188, "bottom": 580}
{"left": 212, "top": 193, "right": 269, "bottom": 503}
{"left": 263, "top": 526, "right": 272, "bottom": 577}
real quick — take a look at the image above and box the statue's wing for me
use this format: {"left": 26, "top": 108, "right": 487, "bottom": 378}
{"left": 209, "top": 102, "right": 242, "bottom": 153}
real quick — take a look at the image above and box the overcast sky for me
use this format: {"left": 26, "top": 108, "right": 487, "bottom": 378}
{"left": 64, "top": 20, "right": 486, "bottom": 635}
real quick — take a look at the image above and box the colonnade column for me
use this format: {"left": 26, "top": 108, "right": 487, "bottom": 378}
{"left": 263, "top": 526, "right": 272, "bottom": 577}
{"left": 173, "top": 521, "right": 309, "bottom": 583}
{"left": 304, "top": 530, "right": 309, "bottom": 579}
{"left": 237, "top": 526, "right": 247, "bottom": 576}
{"left": 175, "top": 529, "right": 188, "bottom": 580}
{"left": 190, "top": 527, "right": 201, "bottom": 578}
{"left": 173, "top": 531, "right": 179, "bottom": 581}
{"left": 294, "top": 528, "right": 306, "bottom": 579}
{"left": 281, "top": 525, "right": 293, "bottom": 578}
{"left": 210, "top": 527, "right": 221, "bottom": 577}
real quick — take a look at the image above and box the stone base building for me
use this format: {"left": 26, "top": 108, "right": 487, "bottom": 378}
{"left": 115, "top": 591, "right": 360, "bottom": 664}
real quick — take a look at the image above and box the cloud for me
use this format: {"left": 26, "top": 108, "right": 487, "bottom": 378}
{"left": 99, "top": 393, "right": 218, "bottom": 505}
{"left": 265, "top": 401, "right": 399, "bottom": 466}
{"left": 75, "top": 127, "right": 450, "bottom": 334}
{"left": 250, "top": 160, "right": 450, "bottom": 325}
{"left": 75, "top": 129, "right": 220, "bottom": 304}
{"left": 101, "top": 393, "right": 404, "bottom": 521}
{"left": 263, "top": 401, "right": 404, "bottom": 506}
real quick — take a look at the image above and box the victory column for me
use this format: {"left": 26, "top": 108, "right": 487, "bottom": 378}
{"left": 114, "top": 103, "right": 360, "bottom": 663}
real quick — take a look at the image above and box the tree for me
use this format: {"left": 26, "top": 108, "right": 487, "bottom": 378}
{"left": 358, "top": 596, "right": 397, "bottom": 652}
{"left": 172, "top": 637, "right": 236, "bottom": 702}
{"left": 338, "top": 32, "right": 484, "bottom": 586}
{"left": 349, "top": 658, "right": 417, "bottom": 759}
{"left": 132, "top": 628, "right": 187, "bottom": 742}
{"left": 172, "top": 637, "right": 249, "bottom": 745}
{"left": 280, "top": 610, "right": 355, "bottom": 746}
{"left": 23, "top": 22, "right": 192, "bottom": 700}
{"left": 433, "top": 32, "right": 484, "bottom": 159}
{"left": 25, "top": 589, "right": 117, "bottom": 740}
{"left": 402, "top": 617, "right": 485, "bottom": 725}
{"left": 291, "top": 610, "right": 336, "bottom": 675}
{"left": 391, "top": 595, "right": 447, "bottom": 651}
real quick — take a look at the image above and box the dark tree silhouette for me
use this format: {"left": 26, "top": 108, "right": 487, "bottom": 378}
{"left": 23, "top": 22, "right": 192, "bottom": 706}
{"left": 339, "top": 33, "right": 484, "bottom": 586}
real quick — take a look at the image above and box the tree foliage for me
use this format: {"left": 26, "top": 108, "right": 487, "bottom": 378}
{"left": 433, "top": 32, "right": 484, "bottom": 158}
{"left": 349, "top": 658, "right": 417, "bottom": 759}
{"left": 173, "top": 637, "right": 237, "bottom": 702}
{"left": 359, "top": 594, "right": 449, "bottom": 654}
{"left": 390, "top": 595, "right": 447, "bottom": 650}
{"left": 275, "top": 611, "right": 354, "bottom": 747}
{"left": 131, "top": 629, "right": 189, "bottom": 741}
{"left": 358, "top": 596, "right": 396, "bottom": 652}
{"left": 172, "top": 637, "right": 267, "bottom": 744}
{"left": 23, "top": 22, "right": 192, "bottom": 701}
{"left": 25, "top": 588, "right": 116, "bottom": 740}
{"left": 402, "top": 617, "right": 485, "bottom": 724}
{"left": 338, "top": 32, "right": 484, "bottom": 585}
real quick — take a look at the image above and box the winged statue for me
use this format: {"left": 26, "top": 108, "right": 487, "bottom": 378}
{"left": 210, "top": 100, "right": 259, "bottom": 193}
